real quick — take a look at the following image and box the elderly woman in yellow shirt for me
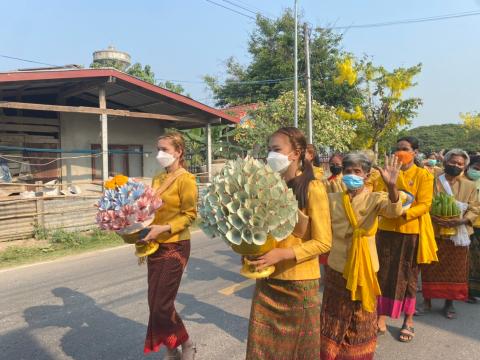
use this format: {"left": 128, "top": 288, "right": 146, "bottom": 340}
{"left": 321, "top": 153, "right": 403, "bottom": 360}
{"left": 142, "top": 132, "right": 198, "bottom": 360}
{"left": 422, "top": 150, "right": 480, "bottom": 318}
{"left": 375, "top": 136, "right": 435, "bottom": 343}
{"left": 246, "top": 127, "right": 332, "bottom": 360}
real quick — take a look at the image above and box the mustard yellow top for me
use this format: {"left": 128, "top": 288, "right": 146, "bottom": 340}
{"left": 473, "top": 179, "right": 480, "bottom": 228}
{"left": 272, "top": 179, "right": 332, "bottom": 281}
{"left": 365, "top": 168, "right": 382, "bottom": 193}
{"left": 323, "top": 174, "right": 346, "bottom": 193}
{"left": 151, "top": 171, "right": 198, "bottom": 243}
{"left": 378, "top": 164, "right": 434, "bottom": 234}
{"left": 313, "top": 166, "right": 324, "bottom": 180}
{"left": 328, "top": 190, "right": 402, "bottom": 274}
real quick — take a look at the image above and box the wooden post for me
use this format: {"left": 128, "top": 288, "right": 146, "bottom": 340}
{"left": 35, "top": 181, "right": 45, "bottom": 228}
{"left": 99, "top": 85, "right": 108, "bottom": 183}
{"left": 206, "top": 123, "right": 212, "bottom": 183}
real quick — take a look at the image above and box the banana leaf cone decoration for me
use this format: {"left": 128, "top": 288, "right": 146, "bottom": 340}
{"left": 431, "top": 192, "right": 462, "bottom": 237}
{"left": 199, "top": 156, "right": 298, "bottom": 279}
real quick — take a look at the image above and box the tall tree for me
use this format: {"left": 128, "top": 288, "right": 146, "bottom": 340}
{"left": 204, "top": 10, "right": 362, "bottom": 108}
{"left": 228, "top": 90, "right": 355, "bottom": 155}
{"left": 90, "top": 61, "right": 186, "bottom": 94}
{"left": 336, "top": 58, "right": 422, "bottom": 153}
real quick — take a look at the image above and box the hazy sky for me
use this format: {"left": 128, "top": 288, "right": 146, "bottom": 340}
{"left": 1, "top": 0, "right": 479, "bottom": 127}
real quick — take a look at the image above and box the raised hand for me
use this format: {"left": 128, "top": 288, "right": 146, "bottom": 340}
{"left": 377, "top": 155, "right": 402, "bottom": 188}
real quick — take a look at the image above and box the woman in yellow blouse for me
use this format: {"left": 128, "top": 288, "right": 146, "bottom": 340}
{"left": 324, "top": 153, "right": 346, "bottom": 193}
{"left": 305, "top": 143, "right": 324, "bottom": 180}
{"left": 142, "top": 132, "right": 198, "bottom": 360}
{"left": 424, "top": 152, "right": 442, "bottom": 176}
{"left": 375, "top": 136, "right": 435, "bottom": 343}
{"left": 321, "top": 153, "right": 402, "bottom": 360}
{"left": 246, "top": 127, "right": 332, "bottom": 359}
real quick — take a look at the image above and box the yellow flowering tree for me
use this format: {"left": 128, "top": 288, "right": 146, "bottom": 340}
{"left": 335, "top": 57, "right": 422, "bottom": 152}
{"left": 460, "top": 112, "right": 480, "bottom": 130}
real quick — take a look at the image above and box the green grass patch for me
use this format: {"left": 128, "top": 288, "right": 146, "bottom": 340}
{"left": 0, "top": 228, "right": 125, "bottom": 269}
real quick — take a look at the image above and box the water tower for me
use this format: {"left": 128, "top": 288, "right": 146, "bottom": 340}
{"left": 92, "top": 45, "right": 131, "bottom": 70}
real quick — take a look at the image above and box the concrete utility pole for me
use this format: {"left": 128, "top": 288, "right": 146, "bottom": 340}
{"left": 304, "top": 23, "right": 313, "bottom": 144}
{"left": 294, "top": 0, "right": 298, "bottom": 128}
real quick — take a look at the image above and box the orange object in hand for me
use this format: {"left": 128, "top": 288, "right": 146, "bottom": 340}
{"left": 395, "top": 151, "right": 414, "bottom": 165}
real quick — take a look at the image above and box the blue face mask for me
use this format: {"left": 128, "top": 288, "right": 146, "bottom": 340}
{"left": 342, "top": 174, "right": 364, "bottom": 190}
{"left": 427, "top": 159, "right": 437, "bottom": 167}
{"left": 467, "top": 168, "right": 480, "bottom": 181}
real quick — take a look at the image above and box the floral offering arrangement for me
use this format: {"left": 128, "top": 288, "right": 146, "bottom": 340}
{"left": 199, "top": 156, "right": 298, "bottom": 246}
{"left": 96, "top": 174, "right": 162, "bottom": 236}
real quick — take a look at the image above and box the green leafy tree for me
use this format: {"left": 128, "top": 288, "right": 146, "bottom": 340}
{"left": 90, "top": 60, "right": 187, "bottom": 94}
{"left": 204, "top": 10, "right": 361, "bottom": 108}
{"left": 229, "top": 90, "right": 355, "bottom": 155}
{"left": 404, "top": 123, "right": 480, "bottom": 153}
{"left": 126, "top": 63, "right": 156, "bottom": 84}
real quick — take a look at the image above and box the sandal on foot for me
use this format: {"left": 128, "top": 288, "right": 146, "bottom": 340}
{"left": 467, "top": 296, "right": 478, "bottom": 304}
{"left": 443, "top": 305, "right": 456, "bottom": 319}
{"left": 181, "top": 343, "right": 197, "bottom": 360}
{"left": 399, "top": 324, "right": 415, "bottom": 343}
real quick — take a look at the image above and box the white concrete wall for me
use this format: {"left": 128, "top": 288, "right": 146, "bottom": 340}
{"left": 60, "top": 113, "right": 164, "bottom": 183}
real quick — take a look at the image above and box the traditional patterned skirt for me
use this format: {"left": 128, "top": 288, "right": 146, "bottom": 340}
{"left": 144, "top": 240, "right": 190, "bottom": 354}
{"left": 246, "top": 278, "right": 321, "bottom": 360}
{"left": 469, "top": 228, "right": 480, "bottom": 298}
{"left": 376, "top": 231, "right": 419, "bottom": 318}
{"left": 320, "top": 268, "right": 377, "bottom": 360}
{"left": 422, "top": 237, "right": 469, "bottom": 301}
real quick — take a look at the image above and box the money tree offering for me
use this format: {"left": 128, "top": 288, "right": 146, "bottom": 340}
{"left": 199, "top": 156, "right": 298, "bottom": 278}
{"left": 96, "top": 175, "right": 163, "bottom": 257}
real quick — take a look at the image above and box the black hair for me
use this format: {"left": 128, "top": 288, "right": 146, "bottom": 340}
{"left": 397, "top": 136, "right": 419, "bottom": 150}
{"left": 271, "top": 127, "right": 315, "bottom": 209}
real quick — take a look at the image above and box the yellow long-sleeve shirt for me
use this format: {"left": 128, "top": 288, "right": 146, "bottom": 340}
{"left": 377, "top": 164, "right": 434, "bottom": 234}
{"left": 151, "top": 170, "right": 198, "bottom": 243}
{"left": 328, "top": 190, "right": 403, "bottom": 274}
{"left": 313, "top": 166, "right": 324, "bottom": 180}
{"left": 323, "top": 174, "right": 346, "bottom": 193}
{"left": 271, "top": 179, "right": 332, "bottom": 281}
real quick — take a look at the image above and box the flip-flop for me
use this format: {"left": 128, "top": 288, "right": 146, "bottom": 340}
{"left": 443, "top": 306, "right": 456, "bottom": 319}
{"left": 399, "top": 324, "right": 415, "bottom": 343}
{"left": 466, "top": 296, "right": 478, "bottom": 304}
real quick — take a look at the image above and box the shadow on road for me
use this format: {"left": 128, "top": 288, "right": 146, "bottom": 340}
{"left": 187, "top": 256, "right": 245, "bottom": 283}
{"left": 177, "top": 292, "right": 249, "bottom": 343}
{"left": 3, "top": 287, "right": 152, "bottom": 360}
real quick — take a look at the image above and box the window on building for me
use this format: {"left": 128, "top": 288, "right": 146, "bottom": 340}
{"left": 91, "top": 144, "right": 143, "bottom": 180}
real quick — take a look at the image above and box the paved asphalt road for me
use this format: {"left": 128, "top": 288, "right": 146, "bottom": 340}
{"left": 1, "top": 231, "right": 479, "bottom": 360}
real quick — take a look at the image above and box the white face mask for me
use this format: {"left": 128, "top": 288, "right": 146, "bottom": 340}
{"left": 266, "top": 151, "right": 291, "bottom": 174}
{"left": 156, "top": 151, "right": 176, "bottom": 168}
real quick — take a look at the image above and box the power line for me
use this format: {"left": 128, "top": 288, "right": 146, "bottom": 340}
{"left": 0, "top": 54, "right": 59, "bottom": 67}
{"left": 204, "top": 0, "right": 256, "bottom": 20}
{"left": 227, "top": 0, "right": 275, "bottom": 18}
{"left": 330, "top": 10, "right": 480, "bottom": 30}
{"left": 218, "top": 0, "right": 271, "bottom": 20}
{"left": 156, "top": 76, "right": 295, "bottom": 85}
